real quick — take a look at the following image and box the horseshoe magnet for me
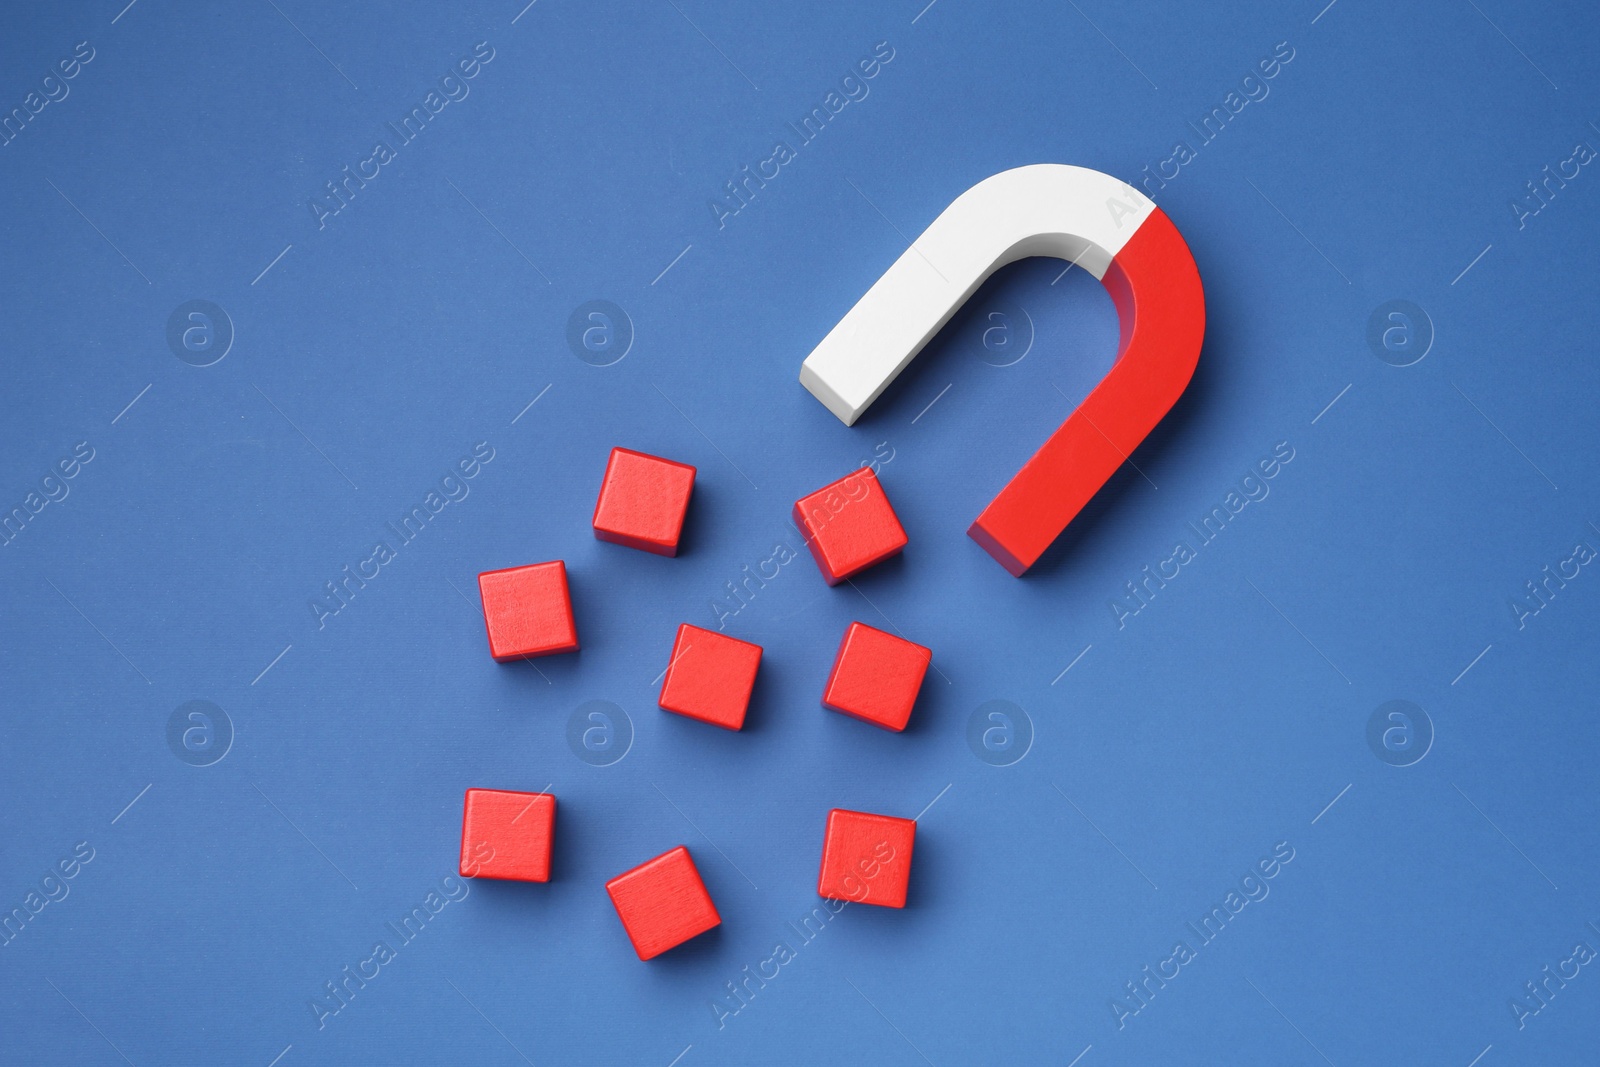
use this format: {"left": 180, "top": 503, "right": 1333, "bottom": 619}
{"left": 799, "top": 163, "right": 1205, "bottom": 576}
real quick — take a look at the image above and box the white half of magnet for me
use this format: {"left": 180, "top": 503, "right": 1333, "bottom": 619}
{"left": 800, "top": 164, "right": 1156, "bottom": 425}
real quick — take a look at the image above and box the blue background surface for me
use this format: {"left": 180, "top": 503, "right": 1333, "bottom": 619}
{"left": 3, "top": 1, "right": 1598, "bottom": 1063}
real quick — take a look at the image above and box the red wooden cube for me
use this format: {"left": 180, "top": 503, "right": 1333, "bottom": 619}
{"left": 658, "top": 623, "right": 762, "bottom": 731}
{"left": 792, "top": 467, "right": 907, "bottom": 585}
{"left": 592, "top": 447, "right": 697, "bottom": 557}
{"left": 606, "top": 845, "right": 721, "bottom": 960}
{"left": 817, "top": 808, "right": 916, "bottom": 908}
{"left": 822, "top": 622, "right": 932, "bottom": 732}
{"left": 459, "top": 788, "right": 556, "bottom": 883}
{"left": 477, "top": 561, "right": 579, "bottom": 661}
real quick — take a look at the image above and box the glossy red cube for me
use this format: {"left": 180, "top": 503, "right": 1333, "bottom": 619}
{"left": 477, "top": 561, "right": 579, "bottom": 661}
{"left": 817, "top": 808, "right": 916, "bottom": 908}
{"left": 658, "top": 623, "right": 762, "bottom": 731}
{"left": 606, "top": 845, "right": 721, "bottom": 960}
{"left": 822, "top": 622, "right": 932, "bottom": 732}
{"left": 459, "top": 788, "right": 556, "bottom": 883}
{"left": 792, "top": 467, "right": 907, "bottom": 585}
{"left": 592, "top": 447, "right": 697, "bottom": 557}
